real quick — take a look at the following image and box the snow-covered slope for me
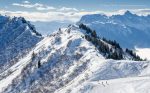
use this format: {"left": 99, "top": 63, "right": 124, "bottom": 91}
{"left": 78, "top": 11, "right": 150, "bottom": 48}
{"left": 0, "top": 15, "right": 42, "bottom": 73}
{"left": 66, "top": 76, "right": 150, "bottom": 93}
{"left": 70, "top": 59, "right": 150, "bottom": 93}
{"left": 0, "top": 25, "right": 149, "bottom": 93}
{"left": 0, "top": 25, "right": 103, "bottom": 93}
{"left": 136, "top": 48, "right": 150, "bottom": 60}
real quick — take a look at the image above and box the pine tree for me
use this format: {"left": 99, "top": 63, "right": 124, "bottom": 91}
{"left": 31, "top": 52, "right": 36, "bottom": 60}
{"left": 38, "top": 60, "right": 41, "bottom": 68}
{"left": 59, "top": 28, "right": 61, "bottom": 31}
{"left": 91, "top": 30, "right": 97, "bottom": 38}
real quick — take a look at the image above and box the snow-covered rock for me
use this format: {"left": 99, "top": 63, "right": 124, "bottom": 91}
{"left": 0, "top": 15, "right": 42, "bottom": 73}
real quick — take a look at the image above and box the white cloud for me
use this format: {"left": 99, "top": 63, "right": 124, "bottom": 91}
{"left": 102, "top": 4, "right": 145, "bottom": 7}
{"left": 12, "top": 2, "right": 56, "bottom": 11}
{"left": 12, "top": 2, "right": 80, "bottom": 12}
{"left": 59, "top": 7, "right": 78, "bottom": 12}
{"left": 12, "top": 3, "right": 39, "bottom": 8}
{"left": 111, "top": 9, "right": 150, "bottom": 16}
{"left": 131, "top": 9, "right": 150, "bottom": 15}
{"left": 36, "top": 6, "right": 56, "bottom": 11}
{"left": 0, "top": 9, "right": 80, "bottom": 22}
{"left": 0, "top": 8, "right": 150, "bottom": 22}
{"left": 23, "top": 1, "right": 30, "bottom": 4}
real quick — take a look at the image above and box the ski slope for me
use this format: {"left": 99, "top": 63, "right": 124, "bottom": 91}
{"left": 56, "top": 60, "right": 150, "bottom": 93}
{"left": 72, "top": 76, "right": 150, "bottom": 93}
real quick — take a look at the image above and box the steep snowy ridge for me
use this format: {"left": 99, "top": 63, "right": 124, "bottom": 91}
{"left": 78, "top": 11, "right": 150, "bottom": 48}
{"left": 0, "top": 24, "right": 149, "bottom": 93}
{"left": 1, "top": 25, "right": 104, "bottom": 93}
{"left": 0, "top": 15, "right": 42, "bottom": 74}
{"left": 78, "top": 23, "right": 142, "bottom": 61}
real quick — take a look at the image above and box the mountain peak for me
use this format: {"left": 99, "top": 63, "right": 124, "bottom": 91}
{"left": 124, "top": 10, "right": 134, "bottom": 16}
{"left": 12, "top": 16, "right": 42, "bottom": 36}
{"left": 0, "top": 15, "right": 42, "bottom": 73}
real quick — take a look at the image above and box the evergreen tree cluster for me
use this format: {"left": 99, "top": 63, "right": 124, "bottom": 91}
{"left": 79, "top": 23, "right": 142, "bottom": 61}
{"left": 126, "top": 49, "right": 143, "bottom": 61}
{"left": 31, "top": 52, "right": 42, "bottom": 68}
{"left": 102, "top": 38, "right": 121, "bottom": 49}
{"left": 79, "top": 24, "right": 93, "bottom": 34}
{"left": 28, "top": 23, "right": 42, "bottom": 36}
{"left": 79, "top": 23, "right": 123, "bottom": 60}
{"left": 31, "top": 52, "right": 36, "bottom": 61}
{"left": 21, "top": 17, "right": 27, "bottom": 24}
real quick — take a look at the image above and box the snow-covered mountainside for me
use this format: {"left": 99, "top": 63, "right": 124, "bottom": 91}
{"left": 78, "top": 11, "right": 150, "bottom": 48}
{"left": 0, "top": 24, "right": 149, "bottom": 93}
{"left": 0, "top": 15, "right": 42, "bottom": 73}
{"left": 136, "top": 48, "right": 150, "bottom": 60}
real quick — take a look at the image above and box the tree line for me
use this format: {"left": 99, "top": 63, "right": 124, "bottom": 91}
{"left": 79, "top": 23, "right": 143, "bottom": 61}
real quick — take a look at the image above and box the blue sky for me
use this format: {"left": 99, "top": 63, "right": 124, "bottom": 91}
{"left": 1, "top": 0, "right": 150, "bottom": 11}
{"left": 0, "top": 0, "right": 150, "bottom": 22}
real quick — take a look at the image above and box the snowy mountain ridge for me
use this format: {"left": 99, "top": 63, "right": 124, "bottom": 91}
{"left": 0, "top": 15, "right": 42, "bottom": 73}
{"left": 0, "top": 23, "right": 149, "bottom": 93}
{"left": 0, "top": 25, "right": 105, "bottom": 92}
{"left": 0, "top": 13, "right": 150, "bottom": 93}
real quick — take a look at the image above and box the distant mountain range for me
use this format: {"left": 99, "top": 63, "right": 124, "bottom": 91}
{"left": 78, "top": 11, "right": 150, "bottom": 48}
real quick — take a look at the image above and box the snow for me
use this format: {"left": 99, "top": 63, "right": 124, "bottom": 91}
{"left": 56, "top": 59, "right": 150, "bottom": 93}
{"left": 0, "top": 25, "right": 104, "bottom": 92}
{"left": 0, "top": 15, "right": 42, "bottom": 73}
{"left": 73, "top": 76, "right": 150, "bottom": 93}
{"left": 0, "top": 52, "right": 32, "bottom": 92}
{"left": 1, "top": 24, "right": 150, "bottom": 93}
{"left": 136, "top": 48, "right": 150, "bottom": 60}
